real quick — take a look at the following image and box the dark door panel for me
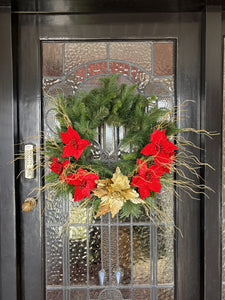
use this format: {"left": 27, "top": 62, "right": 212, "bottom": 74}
{"left": 17, "top": 12, "right": 202, "bottom": 300}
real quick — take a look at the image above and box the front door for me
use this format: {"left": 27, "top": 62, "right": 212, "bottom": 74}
{"left": 17, "top": 13, "right": 202, "bottom": 300}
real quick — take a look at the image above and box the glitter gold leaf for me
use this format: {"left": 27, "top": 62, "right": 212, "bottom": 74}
{"left": 96, "top": 199, "right": 111, "bottom": 217}
{"left": 93, "top": 167, "right": 142, "bottom": 217}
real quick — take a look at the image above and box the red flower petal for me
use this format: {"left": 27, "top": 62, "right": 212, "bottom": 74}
{"left": 62, "top": 159, "right": 70, "bottom": 167}
{"left": 60, "top": 125, "right": 80, "bottom": 144}
{"left": 150, "top": 129, "right": 167, "bottom": 143}
{"left": 153, "top": 153, "right": 174, "bottom": 173}
{"left": 136, "top": 159, "right": 148, "bottom": 177}
{"left": 65, "top": 168, "right": 99, "bottom": 201}
{"left": 65, "top": 173, "right": 80, "bottom": 185}
{"left": 78, "top": 139, "right": 91, "bottom": 150}
{"left": 85, "top": 173, "right": 99, "bottom": 189}
{"left": 49, "top": 157, "right": 63, "bottom": 174}
{"left": 141, "top": 143, "right": 155, "bottom": 156}
{"left": 74, "top": 186, "right": 88, "bottom": 201}
{"left": 131, "top": 161, "right": 164, "bottom": 198}
{"left": 141, "top": 129, "right": 177, "bottom": 165}
{"left": 60, "top": 126, "right": 90, "bottom": 160}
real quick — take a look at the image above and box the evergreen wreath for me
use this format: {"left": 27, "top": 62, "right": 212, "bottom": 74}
{"left": 45, "top": 74, "right": 181, "bottom": 220}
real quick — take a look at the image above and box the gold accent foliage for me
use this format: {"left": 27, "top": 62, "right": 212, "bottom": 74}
{"left": 93, "top": 167, "right": 143, "bottom": 217}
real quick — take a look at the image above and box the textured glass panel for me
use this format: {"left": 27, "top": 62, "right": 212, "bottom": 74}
{"left": 46, "top": 227, "right": 63, "bottom": 285}
{"left": 46, "top": 83, "right": 74, "bottom": 98}
{"left": 65, "top": 42, "right": 107, "bottom": 73}
{"left": 45, "top": 201, "right": 67, "bottom": 226}
{"left": 154, "top": 42, "right": 174, "bottom": 76}
{"left": 157, "top": 190, "right": 174, "bottom": 222}
{"left": 158, "top": 288, "right": 174, "bottom": 300}
{"left": 109, "top": 61, "right": 130, "bottom": 76}
{"left": 87, "top": 61, "right": 107, "bottom": 77}
{"left": 144, "top": 82, "right": 170, "bottom": 96}
{"left": 98, "top": 289, "right": 123, "bottom": 300}
{"left": 132, "top": 207, "right": 153, "bottom": 223}
{"left": 66, "top": 66, "right": 86, "bottom": 87}
{"left": 133, "top": 288, "right": 151, "bottom": 300}
{"left": 119, "top": 214, "right": 131, "bottom": 224}
{"left": 89, "top": 226, "right": 101, "bottom": 285}
{"left": 43, "top": 78, "right": 63, "bottom": 93}
{"left": 90, "top": 288, "right": 131, "bottom": 300}
{"left": 157, "top": 226, "right": 174, "bottom": 285}
{"left": 69, "top": 228, "right": 87, "bottom": 285}
{"left": 133, "top": 226, "right": 150, "bottom": 285}
{"left": 43, "top": 43, "right": 63, "bottom": 77}
{"left": 157, "top": 97, "right": 173, "bottom": 110}
{"left": 109, "top": 42, "right": 152, "bottom": 73}
{"left": 70, "top": 289, "right": 87, "bottom": 299}
{"left": 222, "top": 284, "right": 225, "bottom": 300}
{"left": 118, "top": 226, "right": 131, "bottom": 285}
{"left": 80, "top": 76, "right": 107, "bottom": 93}
{"left": 43, "top": 40, "right": 175, "bottom": 299}
{"left": 153, "top": 77, "right": 174, "bottom": 93}
{"left": 65, "top": 72, "right": 84, "bottom": 92}
{"left": 90, "top": 289, "right": 104, "bottom": 299}
{"left": 120, "top": 289, "right": 131, "bottom": 299}
{"left": 131, "top": 67, "right": 151, "bottom": 90}
{"left": 46, "top": 289, "right": 63, "bottom": 300}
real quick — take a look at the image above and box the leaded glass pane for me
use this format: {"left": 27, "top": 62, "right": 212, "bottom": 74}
{"left": 43, "top": 40, "right": 175, "bottom": 300}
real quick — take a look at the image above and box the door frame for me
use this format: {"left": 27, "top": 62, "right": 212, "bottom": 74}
{"left": 0, "top": 4, "right": 223, "bottom": 300}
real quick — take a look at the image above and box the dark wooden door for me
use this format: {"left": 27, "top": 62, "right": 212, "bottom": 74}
{"left": 14, "top": 11, "right": 219, "bottom": 300}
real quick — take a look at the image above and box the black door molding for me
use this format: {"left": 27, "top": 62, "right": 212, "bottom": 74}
{"left": 202, "top": 6, "right": 222, "bottom": 300}
{"left": 0, "top": 4, "right": 18, "bottom": 300}
{"left": 16, "top": 12, "right": 203, "bottom": 300}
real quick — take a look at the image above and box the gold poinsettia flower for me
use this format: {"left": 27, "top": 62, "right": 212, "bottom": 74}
{"left": 93, "top": 167, "right": 143, "bottom": 218}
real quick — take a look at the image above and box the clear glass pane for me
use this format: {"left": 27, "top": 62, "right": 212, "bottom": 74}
{"left": 43, "top": 40, "right": 175, "bottom": 300}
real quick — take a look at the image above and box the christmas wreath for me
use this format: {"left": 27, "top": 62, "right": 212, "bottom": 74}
{"left": 43, "top": 74, "right": 210, "bottom": 221}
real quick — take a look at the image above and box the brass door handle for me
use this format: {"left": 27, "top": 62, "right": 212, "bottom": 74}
{"left": 22, "top": 197, "right": 37, "bottom": 212}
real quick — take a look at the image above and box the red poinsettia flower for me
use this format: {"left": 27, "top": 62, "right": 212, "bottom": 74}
{"left": 131, "top": 159, "right": 165, "bottom": 199}
{"left": 141, "top": 129, "right": 177, "bottom": 158}
{"left": 65, "top": 167, "right": 99, "bottom": 202}
{"left": 60, "top": 125, "right": 90, "bottom": 160}
{"left": 49, "top": 157, "right": 70, "bottom": 180}
{"left": 153, "top": 152, "right": 176, "bottom": 174}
